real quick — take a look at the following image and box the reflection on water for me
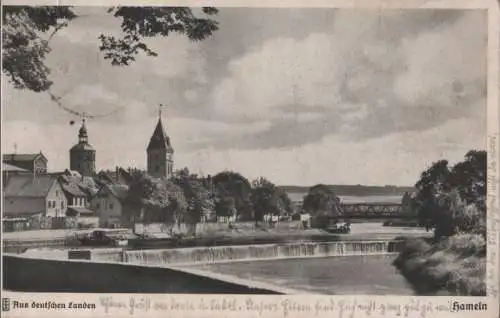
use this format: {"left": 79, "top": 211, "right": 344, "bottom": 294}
{"left": 190, "top": 255, "right": 413, "bottom": 295}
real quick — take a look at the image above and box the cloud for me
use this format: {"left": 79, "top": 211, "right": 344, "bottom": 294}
{"left": 395, "top": 11, "right": 486, "bottom": 106}
{"left": 175, "top": 112, "right": 485, "bottom": 186}
{"left": 211, "top": 34, "right": 345, "bottom": 120}
{"left": 207, "top": 9, "right": 486, "bottom": 150}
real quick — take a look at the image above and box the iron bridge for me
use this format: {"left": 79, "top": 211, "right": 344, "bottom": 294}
{"left": 340, "top": 202, "right": 415, "bottom": 219}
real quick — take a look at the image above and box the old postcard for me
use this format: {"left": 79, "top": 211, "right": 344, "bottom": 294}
{"left": 1, "top": 0, "right": 499, "bottom": 317}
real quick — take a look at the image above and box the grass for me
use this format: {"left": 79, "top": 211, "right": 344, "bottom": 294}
{"left": 392, "top": 234, "right": 486, "bottom": 296}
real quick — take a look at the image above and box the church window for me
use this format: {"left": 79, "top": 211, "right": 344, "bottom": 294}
{"left": 109, "top": 203, "right": 114, "bottom": 210}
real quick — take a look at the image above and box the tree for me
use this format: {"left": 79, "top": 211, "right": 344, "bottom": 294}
{"left": 3, "top": 6, "right": 219, "bottom": 92}
{"left": 172, "top": 168, "right": 214, "bottom": 234}
{"left": 2, "top": 7, "right": 77, "bottom": 92}
{"left": 163, "top": 180, "right": 187, "bottom": 230}
{"left": 251, "top": 177, "right": 293, "bottom": 224}
{"left": 413, "top": 160, "right": 451, "bottom": 230}
{"left": 302, "top": 184, "right": 342, "bottom": 217}
{"left": 412, "top": 150, "right": 486, "bottom": 240}
{"left": 212, "top": 171, "right": 253, "bottom": 221}
{"left": 214, "top": 195, "right": 236, "bottom": 219}
{"left": 125, "top": 170, "right": 170, "bottom": 233}
{"left": 448, "top": 150, "right": 486, "bottom": 210}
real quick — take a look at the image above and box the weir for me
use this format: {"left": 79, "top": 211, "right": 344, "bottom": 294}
{"left": 122, "top": 240, "right": 403, "bottom": 267}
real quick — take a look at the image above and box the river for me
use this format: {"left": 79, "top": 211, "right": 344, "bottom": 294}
{"left": 188, "top": 254, "right": 413, "bottom": 295}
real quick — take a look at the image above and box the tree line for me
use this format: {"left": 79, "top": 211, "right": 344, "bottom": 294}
{"left": 121, "top": 168, "right": 294, "bottom": 228}
{"left": 117, "top": 168, "right": 347, "bottom": 230}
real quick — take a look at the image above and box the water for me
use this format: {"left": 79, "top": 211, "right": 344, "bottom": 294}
{"left": 286, "top": 193, "right": 402, "bottom": 204}
{"left": 123, "top": 240, "right": 401, "bottom": 267}
{"left": 190, "top": 255, "right": 413, "bottom": 295}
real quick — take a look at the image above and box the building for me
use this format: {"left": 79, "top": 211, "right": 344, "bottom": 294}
{"left": 96, "top": 167, "right": 133, "bottom": 186}
{"left": 70, "top": 119, "right": 96, "bottom": 177}
{"left": 59, "top": 177, "right": 90, "bottom": 209}
{"left": 3, "top": 152, "right": 48, "bottom": 174}
{"left": 3, "top": 174, "right": 67, "bottom": 219}
{"left": 2, "top": 163, "right": 31, "bottom": 185}
{"left": 63, "top": 183, "right": 98, "bottom": 228}
{"left": 90, "top": 183, "right": 130, "bottom": 227}
{"left": 147, "top": 112, "right": 174, "bottom": 179}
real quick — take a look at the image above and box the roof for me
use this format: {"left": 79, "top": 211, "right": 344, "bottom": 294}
{"left": 79, "top": 122, "right": 88, "bottom": 137}
{"left": 66, "top": 207, "right": 96, "bottom": 217}
{"left": 60, "top": 181, "right": 88, "bottom": 197}
{"left": 147, "top": 118, "right": 173, "bottom": 151}
{"left": 3, "top": 163, "right": 29, "bottom": 172}
{"left": 96, "top": 168, "right": 132, "bottom": 185}
{"left": 96, "top": 183, "right": 129, "bottom": 201}
{"left": 108, "top": 184, "right": 129, "bottom": 200}
{"left": 3, "top": 175, "right": 58, "bottom": 197}
{"left": 58, "top": 173, "right": 99, "bottom": 197}
{"left": 3, "top": 153, "right": 47, "bottom": 163}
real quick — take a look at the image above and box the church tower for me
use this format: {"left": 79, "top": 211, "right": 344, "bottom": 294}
{"left": 147, "top": 107, "right": 174, "bottom": 179}
{"left": 70, "top": 118, "right": 96, "bottom": 177}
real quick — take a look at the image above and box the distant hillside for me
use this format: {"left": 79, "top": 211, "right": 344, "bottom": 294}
{"left": 279, "top": 184, "right": 415, "bottom": 196}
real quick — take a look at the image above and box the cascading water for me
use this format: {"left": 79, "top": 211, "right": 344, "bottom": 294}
{"left": 122, "top": 240, "right": 400, "bottom": 267}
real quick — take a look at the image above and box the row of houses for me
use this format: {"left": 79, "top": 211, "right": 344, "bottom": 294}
{"left": 2, "top": 153, "right": 135, "bottom": 231}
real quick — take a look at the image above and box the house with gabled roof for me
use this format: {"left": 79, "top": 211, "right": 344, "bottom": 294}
{"left": 54, "top": 172, "right": 98, "bottom": 227}
{"left": 3, "top": 174, "right": 67, "bottom": 219}
{"left": 90, "top": 182, "right": 132, "bottom": 227}
{"left": 3, "top": 152, "right": 48, "bottom": 174}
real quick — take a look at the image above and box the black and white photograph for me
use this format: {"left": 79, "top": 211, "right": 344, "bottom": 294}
{"left": 1, "top": 2, "right": 495, "bottom": 301}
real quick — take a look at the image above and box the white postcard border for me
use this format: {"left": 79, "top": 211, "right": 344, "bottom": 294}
{"left": 1, "top": 0, "right": 499, "bottom": 317}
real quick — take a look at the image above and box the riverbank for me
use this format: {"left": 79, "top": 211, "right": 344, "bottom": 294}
{"left": 3, "top": 223, "right": 430, "bottom": 242}
{"left": 392, "top": 234, "right": 486, "bottom": 296}
{"left": 3, "top": 223, "right": 431, "bottom": 253}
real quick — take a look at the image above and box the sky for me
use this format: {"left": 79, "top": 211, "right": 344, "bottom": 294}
{"left": 2, "top": 7, "right": 487, "bottom": 186}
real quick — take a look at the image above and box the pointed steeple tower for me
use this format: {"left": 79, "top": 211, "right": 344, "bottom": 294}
{"left": 147, "top": 105, "right": 174, "bottom": 178}
{"left": 147, "top": 117, "right": 172, "bottom": 151}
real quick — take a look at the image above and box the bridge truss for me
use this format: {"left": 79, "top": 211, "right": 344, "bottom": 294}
{"left": 340, "top": 203, "right": 415, "bottom": 219}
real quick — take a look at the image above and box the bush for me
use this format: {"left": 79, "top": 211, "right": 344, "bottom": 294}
{"left": 393, "top": 234, "right": 486, "bottom": 296}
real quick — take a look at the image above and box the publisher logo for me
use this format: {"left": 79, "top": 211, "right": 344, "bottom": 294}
{"left": 2, "top": 298, "right": 10, "bottom": 312}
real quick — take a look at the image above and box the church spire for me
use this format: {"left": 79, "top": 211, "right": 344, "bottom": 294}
{"left": 147, "top": 104, "right": 172, "bottom": 152}
{"left": 78, "top": 115, "right": 88, "bottom": 144}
